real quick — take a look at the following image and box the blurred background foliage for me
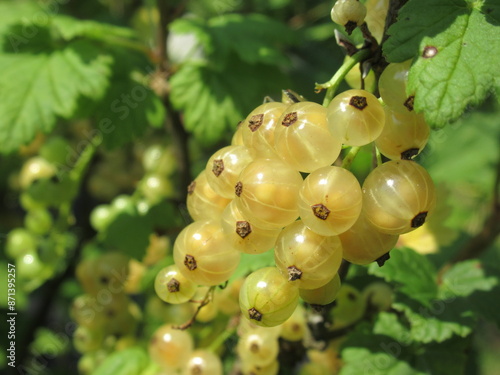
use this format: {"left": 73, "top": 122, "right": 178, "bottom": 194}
{"left": 0, "top": 0, "right": 499, "bottom": 374}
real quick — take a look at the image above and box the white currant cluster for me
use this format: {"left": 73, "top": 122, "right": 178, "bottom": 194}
{"left": 151, "top": 56, "right": 435, "bottom": 373}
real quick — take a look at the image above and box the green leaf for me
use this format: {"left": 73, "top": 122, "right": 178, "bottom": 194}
{"left": 102, "top": 210, "right": 153, "bottom": 260}
{"left": 438, "top": 260, "right": 498, "bottom": 299}
{"left": 422, "top": 108, "right": 499, "bottom": 190}
{"left": 468, "top": 286, "right": 500, "bottom": 326}
{"left": 170, "top": 60, "right": 287, "bottom": 144}
{"left": 0, "top": 12, "right": 155, "bottom": 152}
{"left": 208, "top": 14, "right": 295, "bottom": 66}
{"left": 0, "top": 2, "right": 41, "bottom": 39}
{"left": 102, "top": 201, "right": 182, "bottom": 260}
{"left": 0, "top": 8, "right": 137, "bottom": 51}
{"left": 92, "top": 347, "right": 149, "bottom": 375}
{"left": 169, "top": 17, "right": 213, "bottom": 59}
{"left": 373, "top": 312, "right": 412, "bottom": 345}
{"left": 415, "top": 337, "right": 469, "bottom": 375}
{"left": 25, "top": 176, "right": 78, "bottom": 207}
{"left": 340, "top": 347, "right": 423, "bottom": 375}
{"left": 30, "top": 328, "right": 69, "bottom": 357}
{"left": 50, "top": 15, "right": 137, "bottom": 41}
{"left": 146, "top": 199, "right": 187, "bottom": 230}
{"left": 368, "top": 248, "right": 438, "bottom": 306}
{"left": 0, "top": 39, "right": 112, "bottom": 153}
{"left": 340, "top": 323, "right": 423, "bottom": 375}
{"left": 92, "top": 73, "right": 165, "bottom": 149}
{"left": 420, "top": 108, "right": 499, "bottom": 228}
{"left": 393, "top": 294, "right": 475, "bottom": 343}
{"left": 170, "top": 14, "right": 295, "bottom": 68}
{"left": 383, "top": 0, "right": 500, "bottom": 127}
{"left": 230, "top": 250, "right": 276, "bottom": 282}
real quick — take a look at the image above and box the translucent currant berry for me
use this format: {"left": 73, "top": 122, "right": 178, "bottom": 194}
{"left": 24, "top": 208, "right": 53, "bottom": 235}
{"left": 299, "top": 273, "right": 341, "bottom": 306}
{"left": 220, "top": 201, "right": 281, "bottom": 255}
{"left": 73, "top": 326, "right": 104, "bottom": 353}
{"left": 239, "top": 267, "right": 299, "bottom": 327}
{"left": 17, "top": 251, "right": 45, "bottom": 280}
{"left": 205, "top": 145, "right": 253, "bottom": 198}
{"left": 379, "top": 60, "right": 414, "bottom": 113}
{"left": 173, "top": 220, "right": 240, "bottom": 286}
{"left": 6, "top": 228, "right": 37, "bottom": 259}
{"left": 154, "top": 264, "right": 197, "bottom": 304}
{"left": 70, "top": 294, "right": 108, "bottom": 330}
{"left": 331, "top": 0, "right": 367, "bottom": 34}
{"left": 362, "top": 281, "right": 393, "bottom": 311}
{"left": 298, "top": 166, "right": 362, "bottom": 236}
{"left": 329, "top": 284, "right": 366, "bottom": 329}
{"left": 140, "top": 173, "right": 174, "bottom": 204}
{"left": 186, "top": 170, "right": 232, "bottom": 221}
{"left": 274, "top": 220, "right": 343, "bottom": 289}
{"left": 217, "top": 277, "right": 245, "bottom": 316}
{"left": 90, "top": 204, "right": 115, "bottom": 232}
{"left": 241, "top": 360, "right": 280, "bottom": 375}
{"left": 182, "top": 349, "right": 223, "bottom": 375}
{"left": 339, "top": 212, "right": 398, "bottom": 265}
{"left": 75, "top": 252, "right": 130, "bottom": 296}
{"left": 149, "top": 325, "right": 194, "bottom": 370}
{"left": 364, "top": 0, "right": 389, "bottom": 43}
{"left": 241, "top": 102, "right": 288, "bottom": 158}
{"left": 344, "top": 57, "right": 376, "bottom": 92}
{"left": 19, "top": 156, "right": 57, "bottom": 189}
{"left": 362, "top": 160, "right": 436, "bottom": 235}
{"left": 274, "top": 102, "right": 342, "bottom": 173}
{"left": 142, "top": 144, "right": 177, "bottom": 176}
{"left": 327, "top": 89, "right": 385, "bottom": 146}
{"left": 279, "top": 304, "right": 308, "bottom": 342}
{"left": 231, "top": 121, "right": 245, "bottom": 146}
{"left": 235, "top": 158, "right": 303, "bottom": 229}
{"left": 105, "top": 298, "right": 141, "bottom": 337}
{"left": 375, "top": 107, "right": 430, "bottom": 160}
{"left": 237, "top": 316, "right": 283, "bottom": 340}
{"left": 237, "top": 330, "right": 280, "bottom": 367}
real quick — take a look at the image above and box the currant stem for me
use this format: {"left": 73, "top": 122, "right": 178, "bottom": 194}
{"left": 317, "top": 48, "right": 371, "bottom": 107}
{"left": 69, "top": 135, "right": 100, "bottom": 184}
{"left": 157, "top": 0, "right": 192, "bottom": 198}
{"left": 359, "top": 23, "right": 379, "bottom": 51}
{"left": 341, "top": 146, "right": 361, "bottom": 169}
{"left": 207, "top": 316, "right": 239, "bottom": 352}
{"left": 53, "top": 135, "right": 100, "bottom": 231}
{"left": 175, "top": 286, "right": 215, "bottom": 330}
{"left": 101, "top": 35, "right": 150, "bottom": 56}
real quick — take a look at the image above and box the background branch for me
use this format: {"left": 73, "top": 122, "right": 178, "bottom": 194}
{"left": 156, "top": 0, "right": 191, "bottom": 200}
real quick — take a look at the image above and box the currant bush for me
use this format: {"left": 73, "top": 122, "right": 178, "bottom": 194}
{"left": 5, "top": 1, "right": 494, "bottom": 374}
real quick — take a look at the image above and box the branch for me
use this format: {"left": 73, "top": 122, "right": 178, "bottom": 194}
{"left": 381, "top": 0, "right": 409, "bottom": 48}
{"left": 316, "top": 48, "right": 371, "bottom": 107}
{"left": 371, "top": 0, "right": 409, "bottom": 77}
{"left": 156, "top": 0, "right": 192, "bottom": 200}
